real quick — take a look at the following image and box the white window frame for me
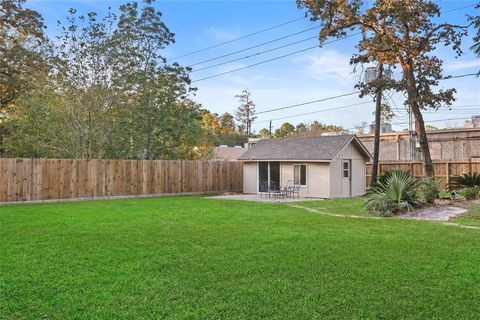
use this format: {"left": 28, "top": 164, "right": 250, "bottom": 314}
{"left": 343, "top": 160, "right": 350, "bottom": 179}
{"left": 293, "top": 164, "right": 307, "bottom": 186}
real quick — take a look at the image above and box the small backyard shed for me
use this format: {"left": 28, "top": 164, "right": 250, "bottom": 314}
{"left": 238, "top": 135, "right": 372, "bottom": 198}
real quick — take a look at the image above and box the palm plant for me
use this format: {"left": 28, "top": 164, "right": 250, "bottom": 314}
{"left": 365, "top": 170, "right": 421, "bottom": 216}
{"left": 449, "top": 172, "right": 480, "bottom": 189}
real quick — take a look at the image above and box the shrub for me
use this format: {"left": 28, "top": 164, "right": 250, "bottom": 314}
{"left": 421, "top": 178, "right": 440, "bottom": 204}
{"left": 366, "top": 170, "right": 421, "bottom": 216}
{"left": 461, "top": 187, "right": 478, "bottom": 200}
{"left": 438, "top": 190, "right": 452, "bottom": 200}
{"left": 449, "top": 172, "right": 480, "bottom": 189}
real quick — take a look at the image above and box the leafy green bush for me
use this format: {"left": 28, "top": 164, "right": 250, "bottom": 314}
{"left": 421, "top": 178, "right": 440, "bottom": 204}
{"left": 461, "top": 187, "right": 478, "bottom": 200}
{"left": 366, "top": 170, "right": 421, "bottom": 216}
{"left": 438, "top": 190, "right": 452, "bottom": 200}
{"left": 449, "top": 172, "right": 480, "bottom": 189}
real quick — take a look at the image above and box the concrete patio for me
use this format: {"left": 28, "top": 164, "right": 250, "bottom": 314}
{"left": 209, "top": 194, "right": 320, "bottom": 203}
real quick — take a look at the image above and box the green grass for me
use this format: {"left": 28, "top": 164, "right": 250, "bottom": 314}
{"left": 1, "top": 196, "right": 479, "bottom": 319}
{"left": 452, "top": 204, "right": 480, "bottom": 227}
{"left": 295, "top": 197, "right": 370, "bottom": 217}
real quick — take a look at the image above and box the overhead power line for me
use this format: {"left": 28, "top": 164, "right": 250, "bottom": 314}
{"left": 349, "top": 116, "right": 473, "bottom": 130}
{"left": 257, "top": 101, "right": 479, "bottom": 126}
{"left": 423, "top": 112, "right": 480, "bottom": 115}
{"left": 192, "top": 45, "right": 316, "bottom": 82}
{"left": 443, "top": 73, "right": 478, "bottom": 79}
{"left": 255, "top": 91, "right": 360, "bottom": 115}
{"left": 187, "top": 3, "right": 474, "bottom": 82}
{"left": 345, "top": 116, "right": 473, "bottom": 131}
{"left": 424, "top": 110, "right": 480, "bottom": 113}
{"left": 191, "top": 33, "right": 360, "bottom": 83}
{"left": 188, "top": 26, "right": 319, "bottom": 68}
{"left": 178, "top": 1, "right": 472, "bottom": 63}
{"left": 256, "top": 101, "right": 372, "bottom": 124}
{"left": 191, "top": 35, "right": 318, "bottom": 72}
{"left": 256, "top": 91, "right": 478, "bottom": 121}
{"left": 255, "top": 87, "right": 478, "bottom": 124}
{"left": 171, "top": 16, "right": 306, "bottom": 60}
{"left": 442, "top": 3, "right": 476, "bottom": 14}
{"left": 414, "top": 116, "right": 472, "bottom": 123}
{"left": 258, "top": 103, "right": 480, "bottom": 128}
{"left": 191, "top": 45, "right": 475, "bottom": 84}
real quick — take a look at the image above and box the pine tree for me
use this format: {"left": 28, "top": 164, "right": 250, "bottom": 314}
{"left": 234, "top": 89, "right": 256, "bottom": 137}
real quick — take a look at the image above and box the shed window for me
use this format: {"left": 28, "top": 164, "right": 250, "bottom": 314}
{"left": 294, "top": 164, "right": 307, "bottom": 186}
{"left": 343, "top": 161, "right": 350, "bottom": 178}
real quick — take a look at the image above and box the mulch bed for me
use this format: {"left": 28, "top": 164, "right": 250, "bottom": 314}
{"left": 432, "top": 198, "right": 480, "bottom": 208}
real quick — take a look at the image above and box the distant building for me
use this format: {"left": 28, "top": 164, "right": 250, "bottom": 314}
{"left": 369, "top": 123, "right": 393, "bottom": 134}
{"left": 472, "top": 115, "right": 480, "bottom": 128}
{"left": 213, "top": 145, "right": 245, "bottom": 161}
{"left": 358, "top": 127, "right": 480, "bottom": 161}
{"left": 244, "top": 138, "right": 262, "bottom": 149}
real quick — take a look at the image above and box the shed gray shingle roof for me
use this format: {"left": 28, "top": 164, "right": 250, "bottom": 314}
{"left": 238, "top": 135, "right": 366, "bottom": 161}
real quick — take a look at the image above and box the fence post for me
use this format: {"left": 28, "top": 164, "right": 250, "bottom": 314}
{"left": 446, "top": 161, "right": 450, "bottom": 187}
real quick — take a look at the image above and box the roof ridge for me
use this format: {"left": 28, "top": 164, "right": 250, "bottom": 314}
{"left": 258, "top": 133, "right": 354, "bottom": 142}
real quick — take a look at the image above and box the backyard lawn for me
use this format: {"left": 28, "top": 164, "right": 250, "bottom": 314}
{"left": 1, "top": 196, "right": 479, "bottom": 319}
{"left": 295, "top": 197, "right": 370, "bottom": 217}
{"left": 452, "top": 204, "right": 480, "bottom": 227}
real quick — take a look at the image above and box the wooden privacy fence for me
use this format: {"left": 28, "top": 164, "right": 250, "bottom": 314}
{"left": 366, "top": 161, "right": 480, "bottom": 189}
{"left": 0, "top": 158, "right": 243, "bottom": 203}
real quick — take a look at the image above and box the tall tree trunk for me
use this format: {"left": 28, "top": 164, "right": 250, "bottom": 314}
{"left": 404, "top": 60, "right": 434, "bottom": 177}
{"left": 371, "top": 63, "right": 383, "bottom": 184}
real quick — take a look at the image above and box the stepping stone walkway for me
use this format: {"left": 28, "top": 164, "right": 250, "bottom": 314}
{"left": 400, "top": 206, "right": 466, "bottom": 221}
{"left": 290, "top": 204, "right": 480, "bottom": 230}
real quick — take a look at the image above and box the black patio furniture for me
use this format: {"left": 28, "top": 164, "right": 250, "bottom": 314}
{"left": 259, "top": 180, "right": 269, "bottom": 197}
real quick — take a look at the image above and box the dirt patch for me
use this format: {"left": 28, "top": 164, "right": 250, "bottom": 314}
{"left": 433, "top": 198, "right": 480, "bottom": 208}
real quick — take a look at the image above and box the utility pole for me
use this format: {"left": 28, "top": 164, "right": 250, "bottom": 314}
{"left": 408, "top": 105, "right": 416, "bottom": 160}
{"left": 269, "top": 120, "right": 272, "bottom": 138}
{"left": 246, "top": 95, "right": 251, "bottom": 138}
{"left": 365, "top": 64, "right": 388, "bottom": 184}
{"left": 371, "top": 63, "right": 384, "bottom": 184}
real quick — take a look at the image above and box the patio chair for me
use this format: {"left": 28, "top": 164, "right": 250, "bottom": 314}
{"left": 259, "top": 180, "right": 269, "bottom": 197}
{"left": 268, "top": 180, "right": 281, "bottom": 198}
{"left": 284, "top": 180, "right": 294, "bottom": 198}
{"left": 290, "top": 183, "right": 301, "bottom": 199}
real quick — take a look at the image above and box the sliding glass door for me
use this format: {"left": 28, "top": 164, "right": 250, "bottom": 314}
{"left": 258, "top": 162, "right": 280, "bottom": 191}
{"left": 269, "top": 162, "right": 280, "bottom": 188}
{"left": 259, "top": 162, "right": 269, "bottom": 186}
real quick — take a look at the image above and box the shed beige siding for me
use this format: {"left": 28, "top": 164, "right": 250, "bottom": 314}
{"left": 243, "top": 162, "right": 257, "bottom": 193}
{"left": 336, "top": 142, "right": 365, "bottom": 160}
{"left": 351, "top": 159, "right": 366, "bottom": 196}
{"left": 329, "top": 160, "right": 343, "bottom": 197}
{"left": 307, "top": 163, "right": 330, "bottom": 198}
{"left": 280, "top": 162, "right": 307, "bottom": 197}
{"left": 280, "top": 162, "right": 294, "bottom": 187}
{"left": 280, "top": 162, "right": 330, "bottom": 198}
